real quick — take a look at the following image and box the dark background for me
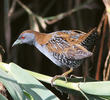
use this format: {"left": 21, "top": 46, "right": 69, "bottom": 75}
{"left": 0, "top": 0, "right": 109, "bottom": 100}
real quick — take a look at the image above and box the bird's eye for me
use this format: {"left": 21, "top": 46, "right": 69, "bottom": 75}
{"left": 21, "top": 36, "right": 25, "bottom": 39}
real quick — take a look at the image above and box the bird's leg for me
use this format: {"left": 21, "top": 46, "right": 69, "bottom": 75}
{"left": 62, "top": 67, "right": 73, "bottom": 76}
{"left": 51, "top": 67, "right": 73, "bottom": 86}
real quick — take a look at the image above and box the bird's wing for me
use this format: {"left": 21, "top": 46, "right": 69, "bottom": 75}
{"left": 46, "top": 31, "right": 93, "bottom": 60}
{"left": 65, "top": 44, "right": 93, "bottom": 60}
{"left": 69, "top": 28, "right": 97, "bottom": 44}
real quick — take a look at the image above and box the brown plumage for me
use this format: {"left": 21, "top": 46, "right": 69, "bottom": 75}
{"left": 13, "top": 28, "right": 98, "bottom": 83}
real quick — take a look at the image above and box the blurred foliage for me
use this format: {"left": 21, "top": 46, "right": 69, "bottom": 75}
{"left": 0, "top": 62, "right": 110, "bottom": 100}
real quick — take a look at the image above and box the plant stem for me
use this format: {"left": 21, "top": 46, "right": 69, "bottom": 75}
{"left": 26, "top": 70, "right": 80, "bottom": 91}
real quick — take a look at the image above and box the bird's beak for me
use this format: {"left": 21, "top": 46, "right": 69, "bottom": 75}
{"left": 12, "top": 39, "right": 22, "bottom": 47}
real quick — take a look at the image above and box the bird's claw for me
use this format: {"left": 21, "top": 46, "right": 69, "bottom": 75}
{"left": 51, "top": 75, "right": 67, "bottom": 86}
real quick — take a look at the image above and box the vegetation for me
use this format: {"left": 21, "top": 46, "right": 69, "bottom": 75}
{"left": 0, "top": 0, "right": 110, "bottom": 100}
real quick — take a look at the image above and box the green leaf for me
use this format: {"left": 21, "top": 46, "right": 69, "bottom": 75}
{"left": 0, "top": 94, "right": 8, "bottom": 100}
{"left": 79, "top": 81, "right": 110, "bottom": 96}
{"left": 9, "top": 63, "right": 59, "bottom": 100}
{"left": 0, "top": 69, "right": 25, "bottom": 100}
{"left": 83, "top": 94, "right": 108, "bottom": 100}
{"left": 100, "top": 96, "right": 110, "bottom": 100}
{"left": 23, "top": 91, "right": 34, "bottom": 100}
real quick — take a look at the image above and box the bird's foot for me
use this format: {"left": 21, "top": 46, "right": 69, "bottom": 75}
{"left": 51, "top": 68, "right": 73, "bottom": 86}
{"left": 51, "top": 74, "right": 67, "bottom": 86}
{"left": 70, "top": 74, "right": 83, "bottom": 79}
{"left": 70, "top": 74, "right": 86, "bottom": 82}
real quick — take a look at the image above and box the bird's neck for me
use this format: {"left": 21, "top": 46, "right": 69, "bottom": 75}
{"left": 35, "top": 33, "right": 52, "bottom": 45}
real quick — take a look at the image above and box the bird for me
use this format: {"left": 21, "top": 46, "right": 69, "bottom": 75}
{"left": 12, "top": 28, "right": 98, "bottom": 84}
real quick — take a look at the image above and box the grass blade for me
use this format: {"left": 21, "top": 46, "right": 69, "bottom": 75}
{"left": 9, "top": 63, "right": 59, "bottom": 100}
{"left": 0, "top": 69, "right": 25, "bottom": 100}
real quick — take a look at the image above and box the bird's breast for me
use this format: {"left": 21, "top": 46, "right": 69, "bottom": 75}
{"left": 34, "top": 42, "right": 62, "bottom": 66}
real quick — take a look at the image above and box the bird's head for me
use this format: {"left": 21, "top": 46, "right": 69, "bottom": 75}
{"left": 12, "top": 30, "right": 36, "bottom": 47}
